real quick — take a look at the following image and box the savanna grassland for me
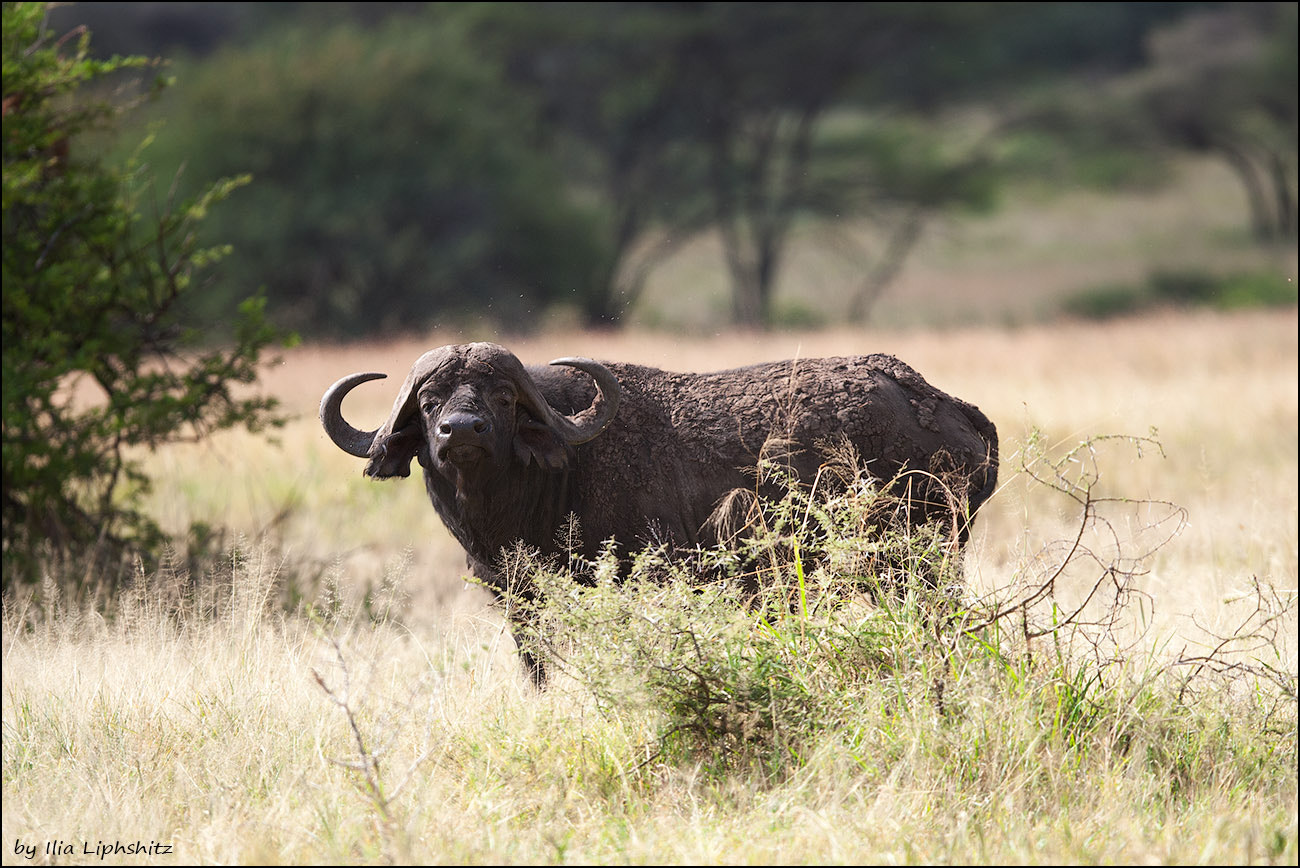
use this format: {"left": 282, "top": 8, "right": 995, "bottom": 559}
{"left": 3, "top": 159, "right": 1297, "bottom": 864}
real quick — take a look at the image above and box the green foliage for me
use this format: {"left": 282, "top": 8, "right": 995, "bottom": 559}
{"left": 1020, "top": 4, "right": 1297, "bottom": 239}
{"left": 2, "top": 2, "right": 289, "bottom": 587}
{"left": 1141, "top": 4, "right": 1298, "bottom": 241}
{"left": 505, "top": 453, "right": 970, "bottom": 775}
{"left": 499, "top": 431, "right": 1293, "bottom": 793}
{"left": 1213, "top": 271, "right": 1300, "bottom": 308}
{"left": 57, "top": 2, "right": 1278, "bottom": 334}
{"left": 472, "top": 4, "right": 1033, "bottom": 328}
{"left": 766, "top": 299, "right": 828, "bottom": 331}
{"left": 1063, "top": 268, "right": 1298, "bottom": 319}
{"left": 1060, "top": 282, "right": 1151, "bottom": 320}
{"left": 474, "top": 2, "right": 1200, "bottom": 328}
{"left": 995, "top": 125, "right": 1173, "bottom": 192}
{"left": 134, "top": 11, "right": 613, "bottom": 337}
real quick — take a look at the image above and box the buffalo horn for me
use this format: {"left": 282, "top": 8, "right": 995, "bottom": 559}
{"left": 518, "top": 357, "right": 621, "bottom": 445}
{"left": 320, "top": 372, "right": 387, "bottom": 457}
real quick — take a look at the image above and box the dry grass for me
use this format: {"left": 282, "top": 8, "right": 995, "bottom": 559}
{"left": 5, "top": 306, "right": 1293, "bottom": 865}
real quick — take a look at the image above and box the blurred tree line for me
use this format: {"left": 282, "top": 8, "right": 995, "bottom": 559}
{"left": 47, "top": 1, "right": 1298, "bottom": 336}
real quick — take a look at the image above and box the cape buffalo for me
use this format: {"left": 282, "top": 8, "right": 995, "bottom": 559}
{"left": 321, "top": 342, "right": 998, "bottom": 683}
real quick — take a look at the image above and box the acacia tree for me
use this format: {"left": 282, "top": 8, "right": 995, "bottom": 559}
{"left": 2, "top": 2, "right": 288, "bottom": 586}
{"left": 979, "top": 3, "right": 1296, "bottom": 247}
{"left": 1139, "top": 4, "right": 1297, "bottom": 242}
{"left": 476, "top": 2, "right": 895, "bottom": 327}
{"left": 478, "top": 2, "right": 1202, "bottom": 328}
{"left": 670, "top": 4, "right": 1012, "bottom": 327}
{"left": 465, "top": 3, "right": 710, "bottom": 326}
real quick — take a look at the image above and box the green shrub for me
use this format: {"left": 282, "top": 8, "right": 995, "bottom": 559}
{"left": 1060, "top": 281, "right": 1151, "bottom": 319}
{"left": 1148, "top": 269, "right": 1223, "bottom": 305}
{"left": 768, "top": 299, "right": 830, "bottom": 330}
{"left": 494, "top": 451, "right": 972, "bottom": 775}
{"left": 499, "top": 433, "right": 1295, "bottom": 788}
{"left": 2, "top": 3, "right": 290, "bottom": 588}
{"left": 1064, "top": 268, "right": 1297, "bottom": 319}
{"left": 1216, "top": 271, "right": 1299, "bottom": 308}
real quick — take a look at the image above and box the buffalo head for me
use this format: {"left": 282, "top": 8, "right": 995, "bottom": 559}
{"left": 320, "top": 342, "right": 621, "bottom": 486}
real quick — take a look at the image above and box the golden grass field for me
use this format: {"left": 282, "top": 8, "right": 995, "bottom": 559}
{"left": 3, "top": 305, "right": 1295, "bottom": 865}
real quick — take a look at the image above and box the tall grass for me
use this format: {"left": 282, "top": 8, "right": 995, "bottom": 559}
{"left": 4, "top": 434, "right": 1295, "bottom": 863}
{"left": 511, "top": 431, "right": 1293, "bottom": 776}
{"left": 4, "top": 309, "right": 1296, "bottom": 863}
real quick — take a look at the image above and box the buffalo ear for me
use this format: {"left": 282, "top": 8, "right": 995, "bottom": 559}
{"left": 364, "top": 422, "right": 424, "bottom": 479}
{"left": 513, "top": 417, "right": 571, "bottom": 471}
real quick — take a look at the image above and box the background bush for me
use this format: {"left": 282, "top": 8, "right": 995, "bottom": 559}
{"left": 134, "top": 11, "right": 613, "bottom": 338}
{"left": 2, "top": 2, "right": 288, "bottom": 587}
{"left": 1063, "top": 268, "right": 1299, "bottom": 319}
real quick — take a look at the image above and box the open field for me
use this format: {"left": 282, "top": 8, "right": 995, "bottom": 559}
{"left": 636, "top": 156, "right": 1299, "bottom": 330}
{"left": 3, "top": 305, "right": 1296, "bottom": 864}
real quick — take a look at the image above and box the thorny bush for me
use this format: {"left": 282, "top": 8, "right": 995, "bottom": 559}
{"left": 498, "top": 431, "right": 1296, "bottom": 780}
